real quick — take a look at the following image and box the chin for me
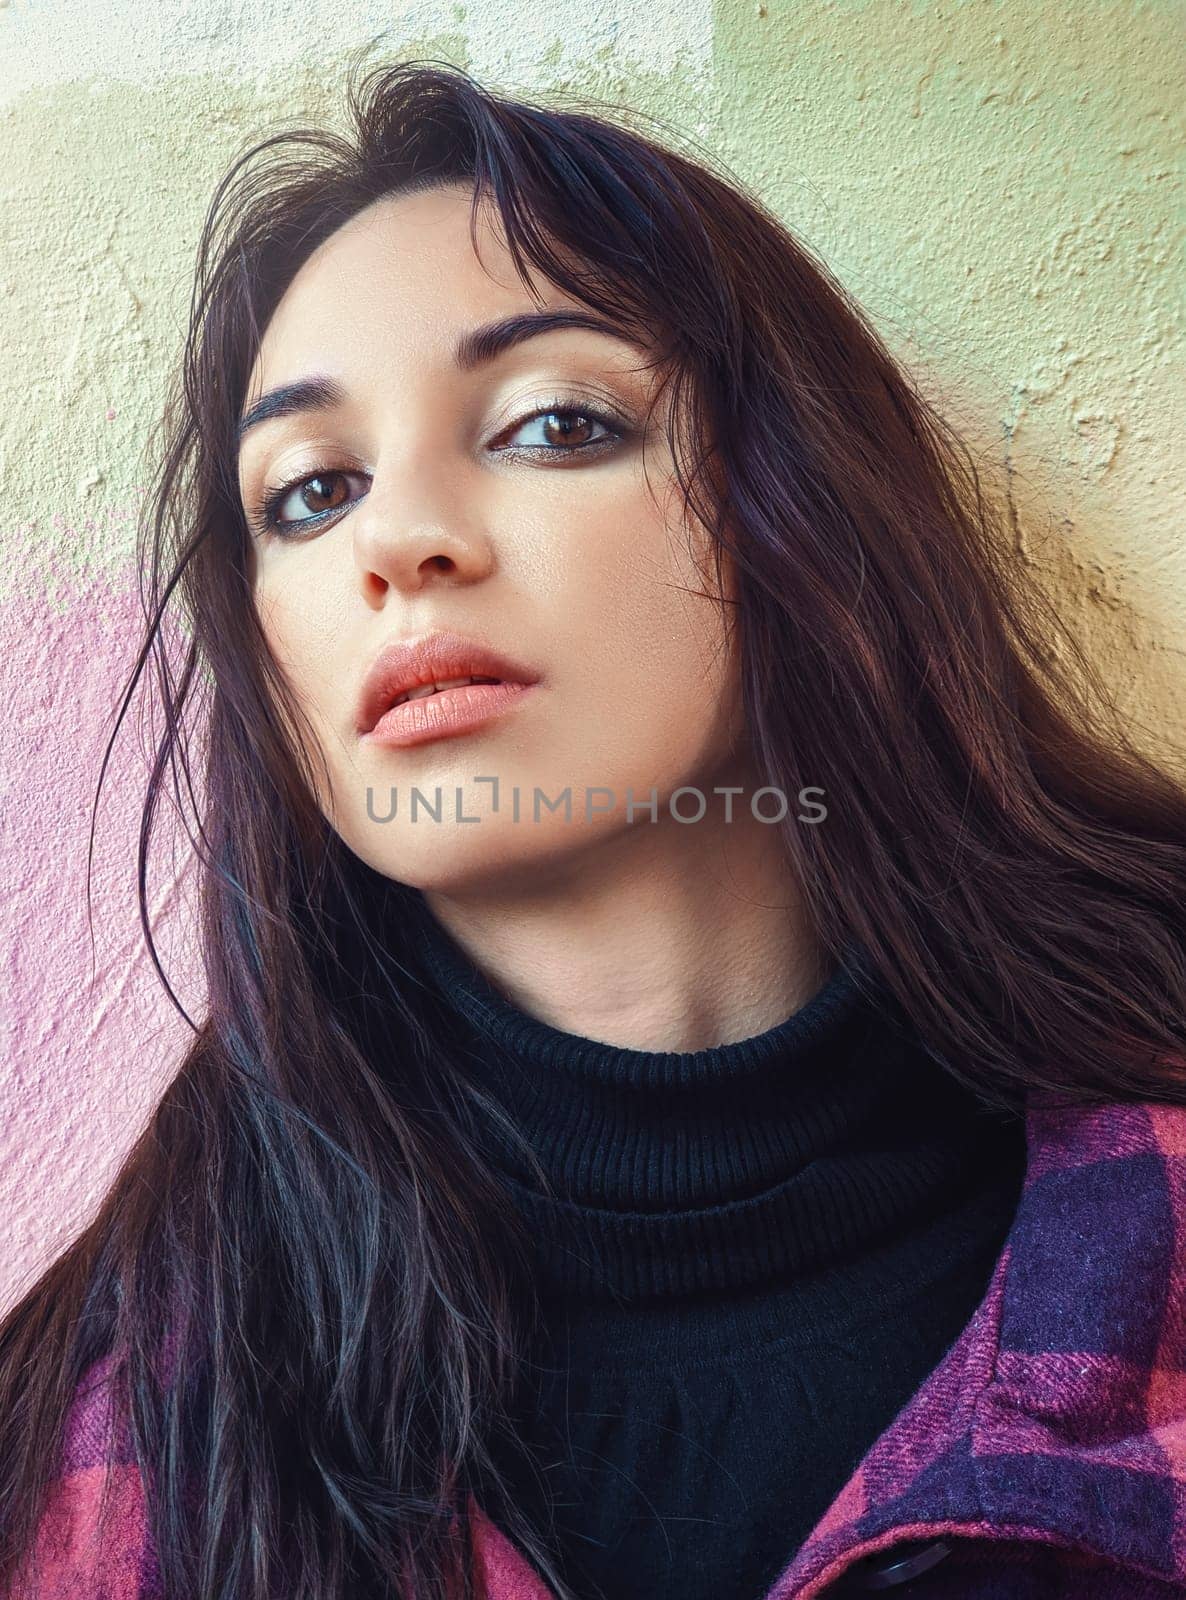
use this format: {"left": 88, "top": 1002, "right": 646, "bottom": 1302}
{"left": 345, "top": 813, "right": 619, "bottom": 900}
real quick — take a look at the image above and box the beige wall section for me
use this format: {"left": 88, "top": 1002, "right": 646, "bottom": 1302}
{"left": 708, "top": 0, "right": 1184, "bottom": 765}
{"left": 0, "top": 0, "right": 1182, "bottom": 1307}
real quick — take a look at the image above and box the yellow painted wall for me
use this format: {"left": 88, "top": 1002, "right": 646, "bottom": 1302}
{"left": 1, "top": 0, "right": 1181, "bottom": 1304}
{"left": 710, "top": 0, "right": 1184, "bottom": 760}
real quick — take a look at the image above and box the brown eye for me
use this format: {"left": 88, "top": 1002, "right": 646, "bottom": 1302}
{"left": 537, "top": 411, "right": 599, "bottom": 447}
{"left": 499, "top": 397, "right": 627, "bottom": 457}
{"left": 253, "top": 468, "right": 367, "bottom": 539}
{"left": 284, "top": 473, "right": 350, "bottom": 518}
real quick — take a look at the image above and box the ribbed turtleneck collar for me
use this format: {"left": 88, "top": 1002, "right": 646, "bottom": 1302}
{"left": 411, "top": 902, "right": 1014, "bottom": 1306}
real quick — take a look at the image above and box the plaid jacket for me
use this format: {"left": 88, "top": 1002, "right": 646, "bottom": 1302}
{"left": 12, "top": 1091, "right": 1186, "bottom": 1599}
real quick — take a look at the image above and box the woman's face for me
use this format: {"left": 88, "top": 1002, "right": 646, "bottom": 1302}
{"left": 238, "top": 181, "right": 747, "bottom": 896}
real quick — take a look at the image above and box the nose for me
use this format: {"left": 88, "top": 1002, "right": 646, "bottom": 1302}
{"left": 350, "top": 462, "right": 496, "bottom": 601}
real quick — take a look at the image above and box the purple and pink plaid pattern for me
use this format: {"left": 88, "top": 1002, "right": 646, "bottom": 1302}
{"left": 10, "top": 1091, "right": 1186, "bottom": 1598}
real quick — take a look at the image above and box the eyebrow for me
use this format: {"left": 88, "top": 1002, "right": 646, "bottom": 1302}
{"left": 235, "top": 308, "right": 643, "bottom": 448}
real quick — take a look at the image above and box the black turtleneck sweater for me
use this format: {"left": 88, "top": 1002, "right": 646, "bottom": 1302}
{"left": 410, "top": 904, "right": 1028, "bottom": 1600}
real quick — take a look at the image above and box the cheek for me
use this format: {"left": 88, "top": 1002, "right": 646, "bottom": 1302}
{"left": 254, "top": 585, "right": 314, "bottom": 705}
{"left": 547, "top": 508, "right": 740, "bottom": 777}
{"left": 252, "top": 570, "right": 349, "bottom": 778}
{"left": 254, "top": 554, "right": 348, "bottom": 690}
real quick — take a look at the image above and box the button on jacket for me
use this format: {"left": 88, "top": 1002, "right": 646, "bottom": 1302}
{"left": 16, "top": 1091, "right": 1186, "bottom": 1599}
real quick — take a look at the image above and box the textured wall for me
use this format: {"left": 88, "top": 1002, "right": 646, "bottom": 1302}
{"left": 1, "top": 0, "right": 1182, "bottom": 1310}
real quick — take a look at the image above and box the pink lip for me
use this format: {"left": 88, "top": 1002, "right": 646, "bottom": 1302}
{"left": 356, "top": 628, "right": 542, "bottom": 741}
{"left": 363, "top": 680, "right": 538, "bottom": 749}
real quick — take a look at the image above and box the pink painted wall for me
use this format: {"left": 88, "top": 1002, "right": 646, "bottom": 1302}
{"left": 1, "top": 528, "right": 201, "bottom": 1312}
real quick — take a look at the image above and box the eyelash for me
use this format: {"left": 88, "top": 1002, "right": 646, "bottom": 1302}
{"left": 247, "top": 394, "right": 630, "bottom": 539}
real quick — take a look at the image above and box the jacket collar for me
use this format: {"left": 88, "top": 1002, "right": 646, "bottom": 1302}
{"left": 471, "top": 1091, "right": 1186, "bottom": 1597}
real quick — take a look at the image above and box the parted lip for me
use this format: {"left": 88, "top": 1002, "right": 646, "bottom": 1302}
{"left": 355, "top": 629, "right": 541, "bottom": 735}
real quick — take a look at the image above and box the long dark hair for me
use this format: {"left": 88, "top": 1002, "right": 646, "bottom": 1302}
{"left": 2, "top": 53, "right": 1184, "bottom": 1600}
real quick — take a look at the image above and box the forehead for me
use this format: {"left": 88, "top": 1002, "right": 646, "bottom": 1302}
{"left": 246, "top": 183, "right": 570, "bottom": 389}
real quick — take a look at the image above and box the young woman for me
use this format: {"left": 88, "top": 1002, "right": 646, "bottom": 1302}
{"left": 1, "top": 57, "right": 1184, "bottom": 1600}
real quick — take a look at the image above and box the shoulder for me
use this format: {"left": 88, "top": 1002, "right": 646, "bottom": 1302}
{"left": 6, "top": 1354, "right": 159, "bottom": 1600}
{"left": 971, "top": 1095, "right": 1186, "bottom": 1581}
{"left": 1004, "top": 1092, "right": 1186, "bottom": 1339}
{"left": 986, "top": 1093, "right": 1186, "bottom": 1411}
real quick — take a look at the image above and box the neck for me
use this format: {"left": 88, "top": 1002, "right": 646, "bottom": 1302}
{"left": 418, "top": 771, "right": 824, "bottom": 1052}
{"left": 411, "top": 903, "right": 1022, "bottom": 1305}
